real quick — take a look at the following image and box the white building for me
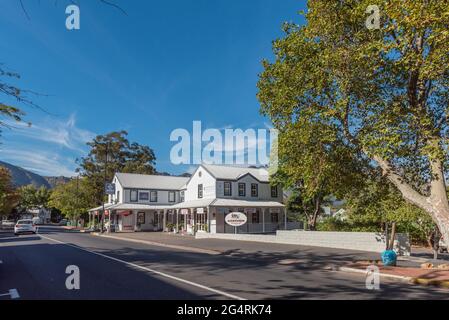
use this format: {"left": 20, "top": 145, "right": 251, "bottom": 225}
{"left": 89, "top": 164, "right": 300, "bottom": 234}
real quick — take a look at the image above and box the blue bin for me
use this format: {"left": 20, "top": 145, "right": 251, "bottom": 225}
{"left": 381, "top": 250, "right": 397, "bottom": 266}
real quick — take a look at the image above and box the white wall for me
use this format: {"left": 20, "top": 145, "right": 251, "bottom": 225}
{"left": 216, "top": 174, "right": 282, "bottom": 202}
{"left": 123, "top": 188, "right": 181, "bottom": 205}
{"left": 184, "top": 166, "right": 216, "bottom": 201}
{"left": 196, "top": 230, "right": 410, "bottom": 256}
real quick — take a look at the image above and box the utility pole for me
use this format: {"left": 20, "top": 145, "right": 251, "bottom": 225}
{"left": 101, "top": 142, "right": 110, "bottom": 234}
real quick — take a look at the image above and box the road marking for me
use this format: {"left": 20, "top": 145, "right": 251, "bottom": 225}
{"left": 0, "top": 289, "right": 20, "bottom": 299}
{"left": 39, "top": 234, "right": 245, "bottom": 300}
{"left": 9, "top": 289, "right": 20, "bottom": 299}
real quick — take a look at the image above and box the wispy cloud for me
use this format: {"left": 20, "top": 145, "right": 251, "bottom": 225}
{"left": 0, "top": 148, "right": 77, "bottom": 177}
{"left": 3, "top": 114, "right": 95, "bottom": 153}
{"left": 1, "top": 114, "right": 96, "bottom": 176}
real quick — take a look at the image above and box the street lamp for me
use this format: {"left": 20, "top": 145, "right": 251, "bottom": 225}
{"left": 101, "top": 142, "right": 111, "bottom": 234}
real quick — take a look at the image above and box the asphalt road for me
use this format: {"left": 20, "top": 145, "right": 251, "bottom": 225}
{"left": 1, "top": 226, "right": 448, "bottom": 300}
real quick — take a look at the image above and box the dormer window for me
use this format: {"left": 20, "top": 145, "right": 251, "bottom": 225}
{"left": 224, "top": 181, "right": 232, "bottom": 196}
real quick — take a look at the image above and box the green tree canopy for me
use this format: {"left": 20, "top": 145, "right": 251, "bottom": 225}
{"left": 258, "top": 1, "right": 449, "bottom": 241}
{"left": 17, "top": 185, "right": 50, "bottom": 212}
{"left": 79, "top": 131, "right": 156, "bottom": 205}
{"left": 48, "top": 177, "right": 96, "bottom": 221}
{"left": 0, "top": 166, "right": 19, "bottom": 217}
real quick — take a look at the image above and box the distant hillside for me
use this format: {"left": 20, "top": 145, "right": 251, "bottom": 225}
{"left": 0, "top": 160, "right": 51, "bottom": 188}
{"left": 44, "top": 176, "right": 72, "bottom": 188}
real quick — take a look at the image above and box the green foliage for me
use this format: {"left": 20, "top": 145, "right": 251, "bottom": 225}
{"left": 79, "top": 131, "right": 156, "bottom": 205}
{"left": 0, "top": 166, "right": 19, "bottom": 217}
{"left": 48, "top": 177, "right": 96, "bottom": 221}
{"left": 317, "top": 177, "right": 436, "bottom": 244}
{"left": 17, "top": 184, "right": 50, "bottom": 212}
{"left": 0, "top": 65, "right": 35, "bottom": 134}
{"left": 258, "top": 0, "right": 449, "bottom": 235}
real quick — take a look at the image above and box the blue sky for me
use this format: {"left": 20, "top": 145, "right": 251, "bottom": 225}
{"left": 0, "top": 0, "right": 306, "bottom": 177}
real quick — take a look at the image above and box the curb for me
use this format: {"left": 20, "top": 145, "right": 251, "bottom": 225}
{"left": 91, "top": 233, "right": 220, "bottom": 256}
{"left": 337, "top": 266, "right": 449, "bottom": 289}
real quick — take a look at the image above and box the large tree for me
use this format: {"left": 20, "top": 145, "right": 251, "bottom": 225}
{"left": 258, "top": 1, "right": 449, "bottom": 241}
{"left": 0, "top": 167, "right": 20, "bottom": 217}
{"left": 79, "top": 131, "right": 156, "bottom": 205}
{"left": 17, "top": 185, "right": 51, "bottom": 213}
{"left": 273, "top": 119, "right": 367, "bottom": 230}
{"left": 49, "top": 177, "right": 97, "bottom": 222}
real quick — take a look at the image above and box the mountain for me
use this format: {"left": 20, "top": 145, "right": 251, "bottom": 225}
{"left": 0, "top": 160, "right": 51, "bottom": 188}
{"left": 44, "top": 176, "right": 72, "bottom": 188}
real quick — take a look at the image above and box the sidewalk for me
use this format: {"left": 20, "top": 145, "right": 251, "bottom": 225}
{"left": 341, "top": 262, "right": 449, "bottom": 288}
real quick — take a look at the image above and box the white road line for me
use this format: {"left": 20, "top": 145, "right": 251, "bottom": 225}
{"left": 0, "top": 289, "right": 20, "bottom": 299}
{"left": 9, "top": 289, "right": 20, "bottom": 299}
{"left": 39, "top": 234, "right": 245, "bottom": 300}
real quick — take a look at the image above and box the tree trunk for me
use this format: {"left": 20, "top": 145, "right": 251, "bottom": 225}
{"left": 389, "top": 222, "right": 396, "bottom": 251}
{"left": 374, "top": 155, "right": 449, "bottom": 249}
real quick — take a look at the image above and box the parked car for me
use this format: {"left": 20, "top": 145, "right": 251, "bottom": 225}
{"left": 439, "top": 238, "right": 448, "bottom": 253}
{"left": 14, "top": 220, "right": 37, "bottom": 236}
{"left": 58, "top": 219, "right": 68, "bottom": 226}
{"left": 1, "top": 220, "right": 15, "bottom": 230}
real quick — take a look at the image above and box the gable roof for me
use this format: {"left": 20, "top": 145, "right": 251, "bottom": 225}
{"left": 115, "top": 173, "right": 189, "bottom": 190}
{"left": 201, "top": 164, "right": 270, "bottom": 182}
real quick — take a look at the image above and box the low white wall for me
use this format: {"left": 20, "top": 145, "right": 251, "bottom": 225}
{"left": 276, "top": 230, "right": 410, "bottom": 256}
{"left": 196, "top": 230, "right": 410, "bottom": 256}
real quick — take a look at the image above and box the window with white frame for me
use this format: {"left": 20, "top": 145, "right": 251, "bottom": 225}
{"left": 130, "top": 189, "right": 138, "bottom": 202}
{"left": 251, "top": 184, "right": 258, "bottom": 197}
{"left": 168, "top": 191, "right": 175, "bottom": 203}
{"left": 238, "top": 183, "right": 246, "bottom": 197}
{"left": 198, "top": 184, "right": 203, "bottom": 198}
{"left": 224, "top": 181, "right": 232, "bottom": 196}
{"left": 150, "top": 190, "right": 158, "bottom": 202}
{"left": 180, "top": 191, "right": 185, "bottom": 202}
{"left": 271, "top": 185, "right": 278, "bottom": 198}
{"left": 139, "top": 192, "right": 149, "bottom": 201}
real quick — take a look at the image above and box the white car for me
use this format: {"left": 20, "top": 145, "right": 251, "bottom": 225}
{"left": 1, "top": 220, "right": 15, "bottom": 230}
{"left": 14, "top": 220, "right": 37, "bottom": 236}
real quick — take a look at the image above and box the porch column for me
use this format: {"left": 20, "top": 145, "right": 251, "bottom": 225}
{"left": 284, "top": 207, "right": 287, "bottom": 230}
{"left": 192, "top": 208, "right": 196, "bottom": 236}
{"left": 163, "top": 209, "right": 167, "bottom": 232}
{"left": 262, "top": 208, "right": 266, "bottom": 233}
{"left": 176, "top": 209, "right": 179, "bottom": 233}
{"left": 207, "top": 206, "right": 211, "bottom": 233}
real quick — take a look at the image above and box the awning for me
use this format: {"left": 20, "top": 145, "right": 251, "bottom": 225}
{"left": 170, "top": 198, "right": 215, "bottom": 209}
{"left": 88, "top": 204, "right": 115, "bottom": 213}
{"left": 109, "top": 203, "right": 169, "bottom": 211}
{"left": 211, "top": 199, "right": 285, "bottom": 208}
